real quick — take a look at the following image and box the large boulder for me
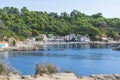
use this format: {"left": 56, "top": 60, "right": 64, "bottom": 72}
{"left": 90, "top": 74, "right": 117, "bottom": 80}
{"left": 80, "top": 76, "right": 94, "bottom": 80}
{"left": 50, "top": 73, "right": 78, "bottom": 80}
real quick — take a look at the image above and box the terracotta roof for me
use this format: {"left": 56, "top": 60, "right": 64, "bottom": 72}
{"left": 0, "top": 42, "right": 8, "bottom": 44}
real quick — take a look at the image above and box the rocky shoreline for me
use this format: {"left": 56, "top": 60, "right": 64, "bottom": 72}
{"left": 1, "top": 73, "right": 120, "bottom": 80}
{"left": 0, "top": 46, "right": 45, "bottom": 52}
{"left": 81, "top": 74, "right": 120, "bottom": 80}
{"left": 0, "top": 41, "right": 120, "bottom": 52}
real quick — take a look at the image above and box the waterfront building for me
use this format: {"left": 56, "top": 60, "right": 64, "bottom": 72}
{"left": 79, "top": 36, "right": 90, "bottom": 42}
{"left": 48, "top": 34, "right": 56, "bottom": 42}
{"left": 0, "top": 42, "right": 9, "bottom": 48}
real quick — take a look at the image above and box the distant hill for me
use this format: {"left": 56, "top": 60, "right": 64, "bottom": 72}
{"left": 0, "top": 7, "right": 120, "bottom": 41}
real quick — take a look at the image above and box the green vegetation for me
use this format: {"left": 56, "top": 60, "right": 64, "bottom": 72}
{"left": 0, "top": 62, "right": 6, "bottom": 75}
{"left": 0, "top": 7, "right": 120, "bottom": 40}
{"left": 0, "top": 61, "right": 18, "bottom": 75}
{"left": 35, "top": 63, "right": 58, "bottom": 75}
{"left": 12, "top": 40, "right": 16, "bottom": 46}
{"left": 63, "top": 70, "right": 72, "bottom": 73}
{"left": 35, "top": 37, "right": 42, "bottom": 41}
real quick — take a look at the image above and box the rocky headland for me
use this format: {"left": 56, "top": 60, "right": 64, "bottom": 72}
{"left": 0, "top": 46, "right": 45, "bottom": 52}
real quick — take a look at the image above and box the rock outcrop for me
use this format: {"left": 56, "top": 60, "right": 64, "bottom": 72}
{"left": 0, "top": 45, "right": 45, "bottom": 52}
{"left": 1, "top": 73, "right": 120, "bottom": 80}
{"left": 80, "top": 74, "right": 120, "bottom": 80}
{"left": 0, "top": 73, "right": 79, "bottom": 80}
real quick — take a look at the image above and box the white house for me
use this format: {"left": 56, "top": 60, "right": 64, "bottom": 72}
{"left": 48, "top": 34, "right": 56, "bottom": 42}
{"left": 79, "top": 36, "right": 90, "bottom": 42}
{"left": 31, "top": 37, "right": 36, "bottom": 42}
{"left": 65, "top": 35, "right": 69, "bottom": 41}
{"left": 101, "top": 37, "right": 108, "bottom": 41}
{"left": 39, "top": 34, "right": 48, "bottom": 42}
{"left": 56, "top": 36, "right": 65, "bottom": 42}
{"left": 0, "top": 42, "right": 9, "bottom": 48}
{"left": 65, "top": 34, "right": 79, "bottom": 42}
{"left": 69, "top": 33, "right": 76, "bottom": 41}
{"left": 101, "top": 37, "right": 113, "bottom": 42}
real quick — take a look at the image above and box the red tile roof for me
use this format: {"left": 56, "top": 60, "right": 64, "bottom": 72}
{"left": 0, "top": 42, "right": 8, "bottom": 44}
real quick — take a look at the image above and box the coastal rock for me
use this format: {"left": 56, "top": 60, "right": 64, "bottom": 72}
{"left": 12, "top": 45, "right": 44, "bottom": 51}
{"left": 8, "top": 73, "right": 21, "bottom": 80}
{"left": 113, "top": 74, "right": 120, "bottom": 79}
{"left": 50, "top": 73, "right": 78, "bottom": 80}
{"left": 90, "top": 74, "right": 105, "bottom": 79}
{"left": 2, "top": 73, "right": 120, "bottom": 80}
{"left": 80, "top": 76, "right": 94, "bottom": 80}
{"left": 90, "top": 74, "right": 117, "bottom": 80}
{"left": 0, "top": 75, "right": 7, "bottom": 80}
{"left": 21, "top": 75, "right": 34, "bottom": 80}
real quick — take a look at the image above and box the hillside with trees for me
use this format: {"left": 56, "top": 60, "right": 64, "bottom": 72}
{"left": 0, "top": 7, "right": 120, "bottom": 41}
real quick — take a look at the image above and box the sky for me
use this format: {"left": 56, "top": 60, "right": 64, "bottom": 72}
{"left": 0, "top": 0, "right": 120, "bottom": 18}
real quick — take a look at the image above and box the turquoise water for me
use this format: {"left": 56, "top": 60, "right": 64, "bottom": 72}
{"left": 1, "top": 44, "right": 120, "bottom": 76}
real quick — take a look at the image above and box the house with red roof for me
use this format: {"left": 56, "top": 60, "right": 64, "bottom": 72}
{"left": 0, "top": 42, "right": 9, "bottom": 48}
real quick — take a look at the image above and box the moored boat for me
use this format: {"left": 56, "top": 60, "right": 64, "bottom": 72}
{"left": 112, "top": 46, "right": 120, "bottom": 51}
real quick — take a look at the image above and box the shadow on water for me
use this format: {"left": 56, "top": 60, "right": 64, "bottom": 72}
{"left": 45, "top": 43, "right": 114, "bottom": 50}
{"left": 6, "top": 51, "right": 106, "bottom": 60}
{"left": 7, "top": 51, "right": 68, "bottom": 58}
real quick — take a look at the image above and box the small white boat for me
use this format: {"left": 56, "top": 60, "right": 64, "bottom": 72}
{"left": 112, "top": 46, "right": 120, "bottom": 51}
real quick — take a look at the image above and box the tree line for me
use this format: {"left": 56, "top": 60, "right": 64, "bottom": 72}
{"left": 0, "top": 7, "right": 120, "bottom": 41}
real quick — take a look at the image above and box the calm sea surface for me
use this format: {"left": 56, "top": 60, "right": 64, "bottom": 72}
{"left": 0, "top": 43, "right": 120, "bottom": 76}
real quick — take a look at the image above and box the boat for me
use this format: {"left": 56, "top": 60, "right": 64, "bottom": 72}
{"left": 58, "top": 48, "right": 64, "bottom": 50}
{"left": 112, "top": 46, "right": 120, "bottom": 51}
{"left": 48, "top": 48, "right": 51, "bottom": 51}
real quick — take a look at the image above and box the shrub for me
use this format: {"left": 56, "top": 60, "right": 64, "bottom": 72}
{"left": 46, "top": 63, "right": 58, "bottom": 74}
{"left": 35, "top": 63, "right": 58, "bottom": 75}
{"left": 0, "top": 61, "right": 18, "bottom": 75}
{"left": 12, "top": 40, "right": 16, "bottom": 46}
{"left": 63, "top": 70, "right": 72, "bottom": 73}
{"left": 0, "top": 63, "right": 5, "bottom": 75}
{"left": 35, "top": 38, "right": 42, "bottom": 41}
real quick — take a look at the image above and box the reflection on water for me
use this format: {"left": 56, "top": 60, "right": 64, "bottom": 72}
{"left": 0, "top": 52, "right": 9, "bottom": 60}
{"left": 45, "top": 43, "right": 112, "bottom": 49}
{"left": 0, "top": 43, "right": 120, "bottom": 76}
